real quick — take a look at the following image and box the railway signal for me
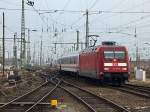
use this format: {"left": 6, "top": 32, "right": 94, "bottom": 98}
{"left": 27, "top": 0, "right": 34, "bottom": 6}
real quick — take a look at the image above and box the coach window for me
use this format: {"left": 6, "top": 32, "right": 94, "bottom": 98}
{"left": 62, "top": 58, "right": 63, "bottom": 64}
{"left": 73, "top": 57, "right": 75, "bottom": 64}
{"left": 72, "top": 56, "right": 74, "bottom": 64}
{"left": 64, "top": 58, "right": 66, "bottom": 64}
{"left": 74, "top": 57, "right": 76, "bottom": 64}
{"left": 67, "top": 58, "right": 69, "bottom": 64}
{"left": 69, "top": 57, "right": 71, "bottom": 64}
{"left": 72, "top": 57, "right": 74, "bottom": 64}
{"left": 70, "top": 57, "right": 72, "bottom": 64}
{"left": 74, "top": 56, "right": 77, "bottom": 64}
{"left": 69, "top": 58, "right": 70, "bottom": 64}
{"left": 63, "top": 58, "right": 64, "bottom": 64}
{"left": 61, "top": 59, "right": 63, "bottom": 64}
{"left": 64, "top": 58, "right": 67, "bottom": 64}
{"left": 63, "top": 58, "right": 65, "bottom": 64}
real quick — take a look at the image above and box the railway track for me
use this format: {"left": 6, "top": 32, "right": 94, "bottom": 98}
{"left": 109, "top": 84, "right": 150, "bottom": 99}
{"left": 56, "top": 74, "right": 150, "bottom": 111}
{"left": 2, "top": 72, "right": 149, "bottom": 112}
{"left": 125, "top": 84, "right": 150, "bottom": 92}
{"left": 52, "top": 78, "right": 130, "bottom": 112}
{"left": 0, "top": 79, "right": 61, "bottom": 112}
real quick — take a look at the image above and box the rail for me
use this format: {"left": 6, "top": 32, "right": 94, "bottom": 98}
{"left": 52, "top": 78, "right": 130, "bottom": 112}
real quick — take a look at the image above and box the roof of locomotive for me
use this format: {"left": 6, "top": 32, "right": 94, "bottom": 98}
{"left": 59, "top": 43, "right": 127, "bottom": 58}
{"left": 80, "top": 44, "right": 127, "bottom": 54}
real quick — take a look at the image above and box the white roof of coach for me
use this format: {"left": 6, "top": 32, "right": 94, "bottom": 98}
{"left": 61, "top": 51, "right": 80, "bottom": 58}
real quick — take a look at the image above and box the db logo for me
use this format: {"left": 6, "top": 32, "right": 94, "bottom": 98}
{"left": 113, "top": 63, "right": 118, "bottom": 66}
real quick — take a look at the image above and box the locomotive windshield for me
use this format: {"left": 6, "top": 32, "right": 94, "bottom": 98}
{"left": 115, "top": 51, "right": 125, "bottom": 59}
{"left": 104, "top": 51, "right": 125, "bottom": 59}
{"left": 104, "top": 51, "right": 114, "bottom": 59}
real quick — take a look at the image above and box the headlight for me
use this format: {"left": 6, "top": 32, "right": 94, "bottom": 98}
{"left": 104, "top": 68, "right": 109, "bottom": 70}
{"left": 122, "top": 68, "right": 127, "bottom": 70}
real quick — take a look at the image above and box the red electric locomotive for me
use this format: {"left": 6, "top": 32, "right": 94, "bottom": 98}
{"left": 58, "top": 41, "right": 130, "bottom": 85}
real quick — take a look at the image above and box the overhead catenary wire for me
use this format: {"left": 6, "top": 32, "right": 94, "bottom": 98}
{"left": 79, "top": 0, "right": 128, "bottom": 34}
{"left": 29, "top": 5, "right": 64, "bottom": 35}
{"left": 0, "top": 0, "right": 20, "bottom": 6}
{"left": 26, "top": 0, "right": 84, "bottom": 43}
{"left": 107, "top": 0, "right": 127, "bottom": 11}
{"left": 62, "top": 0, "right": 71, "bottom": 10}
{"left": 1, "top": 7, "right": 150, "bottom": 14}
{"left": 44, "top": 0, "right": 49, "bottom": 10}
{"left": 0, "top": 1, "right": 150, "bottom": 37}
{"left": 69, "top": 15, "right": 85, "bottom": 28}
{"left": 119, "top": 15, "right": 150, "bottom": 28}
{"left": 89, "top": 0, "right": 150, "bottom": 26}
{"left": 80, "top": 10, "right": 150, "bottom": 30}
{"left": 0, "top": 19, "right": 15, "bottom": 33}
{"left": 89, "top": 0, "right": 99, "bottom": 10}
{"left": 68, "top": 11, "right": 150, "bottom": 31}
{"left": 52, "top": 0, "right": 72, "bottom": 31}
{"left": 103, "top": 14, "right": 150, "bottom": 31}
{"left": 30, "top": 6, "right": 48, "bottom": 26}
{"left": 1, "top": 6, "right": 150, "bottom": 32}
{"left": 28, "top": 6, "right": 78, "bottom": 32}
{"left": 88, "top": 6, "right": 150, "bottom": 35}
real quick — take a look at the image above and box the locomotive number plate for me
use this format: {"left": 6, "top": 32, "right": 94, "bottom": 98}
{"left": 112, "top": 63, "right": 118, "bottom": 66}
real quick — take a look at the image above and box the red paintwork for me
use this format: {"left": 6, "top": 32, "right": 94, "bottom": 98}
{"left": 79, "top": 45, "right": 130, "bottom": 79}
{"left": 59, "top": 44, "right": 130, "bottom": 83}
{"left": 79, "top": 52, "right": 97, "bottom": 71}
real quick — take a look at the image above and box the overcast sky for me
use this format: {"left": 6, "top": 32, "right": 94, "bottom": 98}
{"left": 0, "top": 0, "right": 150, "bottom": 61}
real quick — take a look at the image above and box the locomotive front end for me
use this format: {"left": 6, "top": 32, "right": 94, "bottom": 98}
{"left": 101, "top": 46, "right": 130, "bottom": 85}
